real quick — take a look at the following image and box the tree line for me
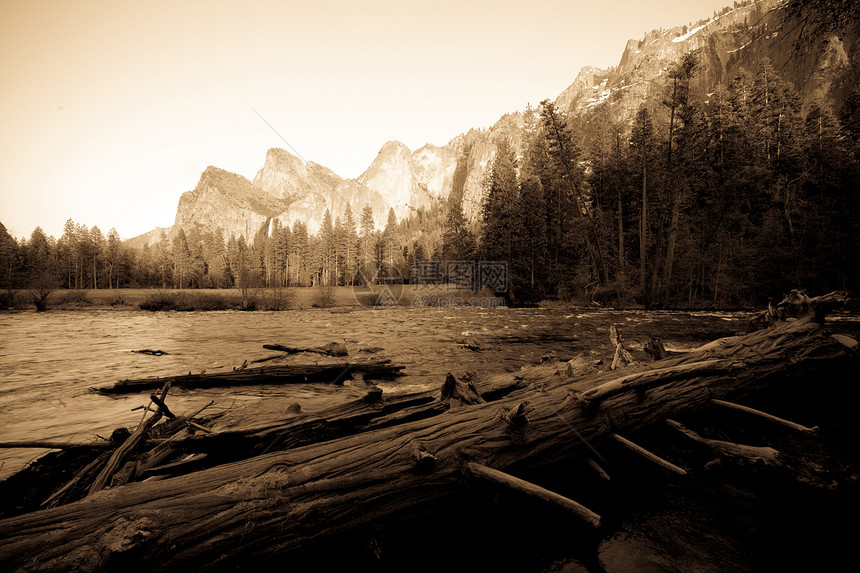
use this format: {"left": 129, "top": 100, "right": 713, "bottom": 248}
{"left": 468, "top": 54, "right": 859, "bottom": 307}
{"left": 0, "top": 199, "right": 446, "bottom": 304}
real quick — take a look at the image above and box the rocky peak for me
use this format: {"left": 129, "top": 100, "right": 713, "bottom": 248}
{"left": 253, "top": 148, "right": 343, "bottom": 202}
{"left": 174, "top": 166, "right": 288, "bottom": 242}
{"left": 358, "top": 141, "right": 428, "bottom": 220}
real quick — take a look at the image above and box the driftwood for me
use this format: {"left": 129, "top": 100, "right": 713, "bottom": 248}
{"left": 0, "top": 441, "right": 115, "bottom": 450}
{"left": 88, "top": 383, "right": 173, "bottom": 495}
{"left": 666, "top": 419, "right": 782, "bottom": 468}
{"left": 93, "top": 360, "right": 405, "bottom": 394}
{"left": 132, "top": 349, "right": 169, "bottom": 356}
{"left": 465, "top": 462, "right": 602, "bottom": 528}
{"left": 609, "top": 325, "right": 639, "bottom": 370}
{"left": 711, "top": 399, "right": 817, "bottom": 433}
{"left": 0, "top": 293, "right": 853, "bottom": 571}
{"left": 644, "top": 337, "right": 666, "bottom": 360}
{"left": 749, "top": 289, "right": 848, "bottom": 329}
{"left": 262, "top": 341, "right": 348, "bottom": 357}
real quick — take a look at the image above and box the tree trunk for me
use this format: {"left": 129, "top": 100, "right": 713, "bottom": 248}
{"left": 94, "top": 360, "right": 405, "bottom": 394}
{"left": 664, "top": 196, "right": 680, "bottom": 304}
{"left": 640, "top": 160, "right": 647, "bottom": 296}
{"left": 0, "top": 296, "right": 852, "bottom": 571}
{"left": 617, "top": 186, "right": 624, "bottom": 283}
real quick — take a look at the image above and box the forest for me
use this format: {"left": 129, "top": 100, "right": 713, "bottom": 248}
{"left": 1, "top": 55, "right": 858, "bottom": 309}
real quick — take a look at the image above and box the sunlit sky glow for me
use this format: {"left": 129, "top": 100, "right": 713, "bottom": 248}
{"left": 1, "top": 0, "right": 732, "bottom": 240}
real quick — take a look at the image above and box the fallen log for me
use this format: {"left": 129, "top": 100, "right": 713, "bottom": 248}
{"left": 0, "top": 441, "right": 114, "bottom": 450}
{"left": 132, "top": 349, "right": 169, "bottom": 356}
{"left": 0, "top": 294, "right": 853, "bottom": 571}
{"left": 262, "top": 341, "right": 348, "bottom": 357}
{"left": 93, "top": 360, "right": 405, "bottom": 394}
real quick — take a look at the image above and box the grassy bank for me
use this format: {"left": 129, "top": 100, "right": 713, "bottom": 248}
{"left": 2, "top": 284, "right": 504, "bottom": 311}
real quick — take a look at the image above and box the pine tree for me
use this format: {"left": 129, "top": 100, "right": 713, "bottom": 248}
{"left": 359, "top": 205, "right": 375, "bottom": 265}
{"left": 320, "top": 209, "right": 334, "bottom": 285}
{"left": 441, "top": 192, "right": 476, "bottom": 265}
{"left": 291, "top": 221, "right": 310, "bottom": 286}
{"left": 537, "top": 99, "right": 607, "bottom": 290}
{"left": 0, "top": 222, "right": 21, "bottom": 305}
{"left": 511, "top": 177, "right": 548, "bottom": 302}
{"left": 382, "top": 208, "right": 398, "bottom": 268}
{"left": 172, "top": 229, "right": 191, "bottom": 289}
{"left": 342, "top": 204, "right": 359, "bottom": 284}
{"left": 480, "top": 140, "right": 518, "bottom": 264}
{"left": 89, "top": 226, "right": 105, "bottom": 289}
{"left": 630, "top": 106, "right": 658, "bottom": 305}
{"left": 105, "top": 228, "right": 121, "bottom": 289}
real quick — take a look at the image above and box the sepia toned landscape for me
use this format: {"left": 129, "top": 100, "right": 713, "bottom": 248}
{"left": 1, "top": 0, "right": 859, "bottom": 571}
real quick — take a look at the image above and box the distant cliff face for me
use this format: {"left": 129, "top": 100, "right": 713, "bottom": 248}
{"left": 554, "top": 0, "right": 857, "bottom": 127}
{"left": 252, "top": 148, "right": 343, "bottom": 202}
{"left": 173, "top": 166, "right": 288, "bottom": 241}
{"left": 127, "top": 0, "right": 857, "bottom": 247}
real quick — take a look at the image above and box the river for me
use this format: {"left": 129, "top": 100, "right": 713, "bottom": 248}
{"left": 1, "top": 307, "right": 855, "bottom": 571}
{"left": 0, "top": 306, "right": 745, "bottom": 480}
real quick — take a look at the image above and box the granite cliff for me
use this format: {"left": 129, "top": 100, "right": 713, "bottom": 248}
{"left": 127, "top": 0, "right": 857, "bottom": 246}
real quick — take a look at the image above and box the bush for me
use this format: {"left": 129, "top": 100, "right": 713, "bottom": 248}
{"left": 185, "top": 292, "right": 238, "bottom": 310}
{"left": 140, "top": 291, "right": 243, "bottom": 311}
{"left": 260, "top": 287, "right": 293, "bottom": 311}
{"left": 139, "top": 292, "right": 184, "bottom": 311}
{"left": 311, "top": 284, "right": 336, "bottom": 308}
{"left": 109, "top": 293, "right": 129, "bottom": 307}
{"left": 0, "top": 290, "right": 16, "bottom": 310}
{"left": 55, "top": 290, "right": 92, "bottom": 306}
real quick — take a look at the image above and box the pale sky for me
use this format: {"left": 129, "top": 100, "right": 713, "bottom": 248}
{"left": 0, "top": 0, "right": 733, "bottom": 240}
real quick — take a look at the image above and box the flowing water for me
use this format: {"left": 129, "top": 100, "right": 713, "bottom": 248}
{"left": 4, "top": 307, "right": 854, "bottom": 571}
{"left": 0, "top": 307, "right": 743, "bottom": 480}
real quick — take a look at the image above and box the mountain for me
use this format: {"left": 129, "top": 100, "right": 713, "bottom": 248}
{"left": 126, "top": 0, "right": 857, "bottom": 246}
{"left": 554, "top": 0, "right": 856, "bottom": 131}
{"left": 172, "top": 166, "right": 289, "bottom": 241}
{"left": 252, "top": 148, "right": 342, "bottom": 202}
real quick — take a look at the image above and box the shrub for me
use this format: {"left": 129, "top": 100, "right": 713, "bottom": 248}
{"left": 56, "top": 290, "right": 92, "bottom": 306}
{"left": 109, "top": 293, "right": 129, "bottom": 307}
{"left": 0, "top": 290, "right": 16, "bottom": 310}
{"left": 311, "top": 284, "right": 336, "bottom": 308}
{"left": 139, "top": 292, "right": 184, "bottom": 311}
{"left": 260, "top": 287, "right": 293, "bottom": 311}
{"left": 140, "top": 291, "right": 243, "bottom": 311}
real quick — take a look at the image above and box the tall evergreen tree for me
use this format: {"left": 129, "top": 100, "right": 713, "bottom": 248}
{"left": 510, "top": 177, "right": 548, "bottom": 302}
{"left": 480, "top": 140, "right": 518, "bottom": 264}
{"left": 630, "top": 106, "right": 659, "bottom": 305}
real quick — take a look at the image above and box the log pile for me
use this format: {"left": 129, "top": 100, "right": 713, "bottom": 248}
{"left": 0, "top": 292, "right": 855, "bottom": 571}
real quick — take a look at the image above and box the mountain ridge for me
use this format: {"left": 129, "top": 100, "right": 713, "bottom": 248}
{"left": 125, "top": 0, "right": 856, "bottom": 247}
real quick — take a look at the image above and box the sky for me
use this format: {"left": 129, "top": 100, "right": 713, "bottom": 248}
{"left": 0, "top": 0, "right": 735, "bottom": 240}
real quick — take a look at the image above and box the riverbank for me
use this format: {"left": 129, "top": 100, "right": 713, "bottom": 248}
{"left": 4, "top": 285, "right": 511, "bottom": 312}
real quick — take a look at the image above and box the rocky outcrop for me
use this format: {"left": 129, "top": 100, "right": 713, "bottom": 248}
{"left": 356, "top": 141, "right": 428, "bottom": 220}
{"left": 252, "top": 148, "right": 343, "bottom": 202}
{"left": 411, "top": 144, "right": 458, "bottom": 199}
{"left": 554, "top": 0, "right": 857, "bottom": 128}
{"left": 124, "top": 226, "right": 170, "bottom": 250}
{"left": 174, "top": 167, "right": 288, "bottom": 241}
